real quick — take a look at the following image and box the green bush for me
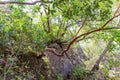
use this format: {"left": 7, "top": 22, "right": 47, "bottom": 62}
{"left": 71, "top": 65, "right": 85, "bottom": 80}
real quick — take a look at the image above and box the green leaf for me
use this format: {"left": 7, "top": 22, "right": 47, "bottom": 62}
{"left": 4, "top": 26, "right": 9, "bottom": 32}
{"left": 22, "top": 26, "right": 27, "bottom": 31}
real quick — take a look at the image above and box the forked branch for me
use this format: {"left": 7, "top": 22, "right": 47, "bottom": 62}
{"left": 46, "top": 14, "right": 120, "bottom": 57}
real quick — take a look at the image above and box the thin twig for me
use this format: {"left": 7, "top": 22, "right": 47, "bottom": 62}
{"left": 74, "top": 18, "right": 87, "bottom": 38}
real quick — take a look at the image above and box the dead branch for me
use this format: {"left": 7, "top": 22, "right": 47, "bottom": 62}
{"left": 0, "top": 0, "right": 51, "bottom": 5}
{"left": 91, "top": 40, "right": 113, "bottom": 72}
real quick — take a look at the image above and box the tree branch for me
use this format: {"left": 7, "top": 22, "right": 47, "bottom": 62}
{"left": 45, "top": 27, "right": 119, "bottom": 57}
{"left": 45, "top": 12, "right": 120, "bottom": 57}
{"left": 74, "top": 18, "right": 86, "bottom": 38}
{"left": 101, "top": 14, "right": 120, "bottom": 28}
{"left": 113, "top": 3, "right": 120, "bottom": 17}
{"left": 0, "top": 0, "right": 51, "bottom": 5}
{"left": 47, "top": 5, "right": 51, "bottom": 33}
{"left": 91, "top": 40, "right": 113, "bottom": 72}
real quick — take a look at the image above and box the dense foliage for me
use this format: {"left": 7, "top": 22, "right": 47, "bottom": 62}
{"left": 0, "top": 0, "right": 120, "bottom": 80}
